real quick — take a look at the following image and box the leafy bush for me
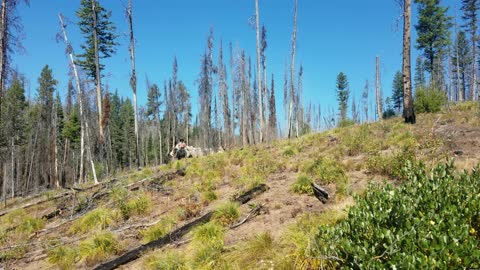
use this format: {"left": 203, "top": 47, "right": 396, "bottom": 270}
{"left": 79, "top": 231, "right": 120, "bottom": 266}
{"left": 291, "top": 175, "right": 313, "bottom": 195}
{"left": 213, "top": 202, "right": 240, "bottom": 226}
{"left": 48, "top": 246, "right": 78, "bottom": 270}
{"left": 312, "top": 161, "right": 480, "bottom": 269}
{"left": 141, "top": 217, "right": 175, "bottom": 243}
{"left": 143, "top": 250, "right": 187, "bottom": 270}
{"left": 70, "top": 208, "right": 118, "bottom": 234}
{"left": 366, "top": 139, "right": 416, "bottom": 179}
{"left": 300, "top": 156, "right": 348, "bottom": 196}
{"left": 414, "top": 86, "right": 447, "bottom": 113}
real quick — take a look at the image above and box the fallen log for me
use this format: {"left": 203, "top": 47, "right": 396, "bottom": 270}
{"left": 93, "top": 184, "right": 268, "bottom": 270}
{"left": 311, "top": 183, "right": 329, "bottom": 204}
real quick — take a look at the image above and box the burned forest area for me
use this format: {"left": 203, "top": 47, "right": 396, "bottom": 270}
{"left": 1, "top": 0, "right": 480, "bottom": 269}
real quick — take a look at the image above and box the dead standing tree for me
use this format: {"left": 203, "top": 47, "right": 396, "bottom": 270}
{"left": 254, "top": 0, "right": 264, "bottom": 143}
{"left": 58, "top": 13, "right": 98, "bottom": 184}
{"left": 400, "top": 0, "right": 416, "bottom": 124}
{"left": 288, "top": 0, "right": 298, "bottom": 138}
{"left": 126, "top": 0, "right": 140, "bottom": 168}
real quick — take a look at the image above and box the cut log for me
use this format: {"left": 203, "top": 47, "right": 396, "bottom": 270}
{"left": 93, "top": 184, "right": 268, "bottom": 270}
{"left": 311, "top": 183, "right": 329, "bottom": 204}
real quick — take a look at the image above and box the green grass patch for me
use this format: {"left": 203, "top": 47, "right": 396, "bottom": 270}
{"left": 143, "top": 250, "right": 187, "bottom": 270}
{"left": 79, "top": 231, "right": 120, "bottom": 266}
{"left": 291, "top": 175, "right": 313, "bottom": 195}
{"left": 48, "top": 246, "right": 78, "bottom": 270}
{"left": 213, "top": 202, "right": 240, "bottom": 226}
{"left": 141, "top": 216, "right": 176, "bottom": 243}
{"left": 70, "top": 207, "right": 119, "bottom": 234}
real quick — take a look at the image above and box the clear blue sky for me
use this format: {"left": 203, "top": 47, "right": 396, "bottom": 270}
{"left": 13, "top": 0, "right": 459, "bottom": 125}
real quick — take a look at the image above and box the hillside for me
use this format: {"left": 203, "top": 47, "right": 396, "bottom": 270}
{"left": 1, "top": 102, "right": 479, "bottom": 270}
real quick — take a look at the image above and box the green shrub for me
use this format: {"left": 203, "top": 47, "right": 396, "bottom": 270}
{"left": 70, "top": 208, "right": 118, "bottom": 234}
{"left": 366, "top": 139, "right": 416, "bottom": 179}
{"left": 311, "top": 161, "right": 480, "bottom": 268}
{"left": 141, "top": 217, "right": 175, "bottom": 243}
{"left": 414, "top": 86, "right": 447, "bottom": 113}
{"left": 291, "top": 175, "right": 313, "bottom": 195}
{"left": 143, "top": 250, "right": 187, "bottom": 270}
{"left": 79, "top": 231, "right": 120, "bottom": 266}
{"left": 48, "top": 246, "right": 78, "bottom": 270}
{"left": 301, "top": 157, "right": 348, "bottom": 186}
{"left": 213, "top": 202, "right": 240, "bottom": 226}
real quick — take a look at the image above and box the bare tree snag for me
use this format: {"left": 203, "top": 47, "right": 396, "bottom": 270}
{"left": 402, "top": 0, "right": 416, "bottom": 124}
{"left": 255, "top": 0, "right": 264, "bottom": 143}
{"left": 288, "top": 0, "right": 298, "bottom": 138}
{"left": 58, "top": 13, "right": 98, "bottom": 184}
{"left": 375, "top": 56, "right": 382, "bottom": 121}
{"left": 127, "top": 0, "right": 140, "bottom": 168}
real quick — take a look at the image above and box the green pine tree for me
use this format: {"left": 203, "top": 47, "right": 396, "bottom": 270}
{"left": 392, "top": 71, "right": 404, "bottom": 113}
{"left": 63, "top": 108, "right": 81, "bottom": 146}
{"left": 451, "top": 30, "right": 471, "bottom": 101}
{"left": 335, "top": 72, "right": 349, "bottom": 122}
{"left": 1, "top": 78, "right": 27, "bottom": 147}
{"left": 76, "top": 0, "right": 118, "bottom": 80}
{"left": 37, "top": 65, "right": 57, "bottom": 123}
{"left": 414, "top": 56, "right": 426, "bottom": 90}
{"left": 414, "top": 0, "right": 452, "bottom": 76}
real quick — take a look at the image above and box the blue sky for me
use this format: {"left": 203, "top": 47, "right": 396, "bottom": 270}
{"left": 13, "top": 0, "right": 459, "bottom": 125}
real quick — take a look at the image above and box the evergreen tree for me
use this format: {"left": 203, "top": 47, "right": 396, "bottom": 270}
{"left": 1, "top": 77, "right": 27, "bottom": 147}
{"left": 392, "top": 71, "right": 404, "bottom": 113}
{"left": 414, "top": 0, "right": 452, "bottom": 76}
{"left": 76, "top": 0, "right": 118, "bottom": 140}
{"left": 37, "top": 65, "right": 57, "bottom": 124}
{"left": 461, "top": 0, "right": 479, "bottom": 100}
{"left": 120, "top": 98, "right": 135, "bottom": 168}
{"left": 414, "top": 56, "right": 427, "bottom": 89}
{"left": 63, "top": 109, "right": 81, "bottom": 145}
{"left": 268, "top": 74, "right": 277, "bottom": 140}
{"left": 76, "top": 0, "right": 118, "bottom": 80}
{"left": 335, "top": 72, "right": 349, "bottom": 121}
{"left": 382, "top": 97, "right": 396, "bottom": 119}
{"left": 451, "top": 30, "right": 471, "bottom": 101}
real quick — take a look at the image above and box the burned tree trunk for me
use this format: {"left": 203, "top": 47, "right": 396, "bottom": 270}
{"left": 402, "top": 0, "right": 416, "bottom": 124}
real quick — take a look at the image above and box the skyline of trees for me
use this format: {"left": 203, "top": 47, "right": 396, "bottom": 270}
{"left": 0, "top": 0, "right": 478, "bottom": 200}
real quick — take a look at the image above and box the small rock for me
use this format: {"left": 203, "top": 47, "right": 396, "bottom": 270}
{"left": 454, "top": 150, "right": 464, "bottom": 156}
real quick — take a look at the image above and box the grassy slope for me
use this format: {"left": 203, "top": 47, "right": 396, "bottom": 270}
{"left": 1, "top": 102, "right": 479, "bottom": 269}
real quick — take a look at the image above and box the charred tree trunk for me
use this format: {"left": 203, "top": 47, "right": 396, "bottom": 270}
{"left": 402, "top": 0, "right": 416, "bottom": 124}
